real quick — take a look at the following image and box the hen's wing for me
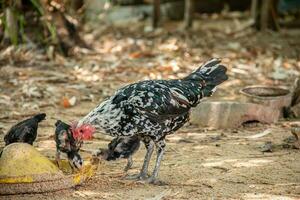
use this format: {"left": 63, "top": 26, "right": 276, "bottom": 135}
{"left": 113, "top": 80, "right": 204, "bottom": 122}
{"left": 112, "top": 59, "right": 228, "bottom": 123}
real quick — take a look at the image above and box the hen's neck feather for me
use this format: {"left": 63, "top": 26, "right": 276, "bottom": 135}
{"left": 78, "top": 98, "right": 123, "bottom": 133}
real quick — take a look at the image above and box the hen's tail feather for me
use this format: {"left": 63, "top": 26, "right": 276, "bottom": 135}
{"left": 184, "top": 58, "right": 228, "bottom": 96}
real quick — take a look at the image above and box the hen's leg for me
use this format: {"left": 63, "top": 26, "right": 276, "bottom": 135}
{"left": 55, "top": 150, "right": 61, "bottom": 168}
{"left": 125, "top": 138, "right": 154, "bottom": 180}
{"left": 139, "top": 140, "right": 154, "bottom": 177}
{"left": 124, "top": 156, "right": 133, "bottom": 172}
{"left": 143, "top": 139, "right": 166, "bottom": 185}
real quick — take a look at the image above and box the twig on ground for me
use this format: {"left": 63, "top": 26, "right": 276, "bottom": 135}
{"left": 145, "top": 189, "right": 172, "bottom": 200}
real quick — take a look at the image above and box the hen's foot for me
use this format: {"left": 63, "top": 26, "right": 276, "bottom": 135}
{"left": 137, "top": 177, "right": 167, "bottom": 186}
{"left": 123, "top": 173, "right": 149, "bottom": 180}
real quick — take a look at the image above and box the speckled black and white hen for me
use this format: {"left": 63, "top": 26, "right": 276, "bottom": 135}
{"left": 77, "top": 58, "right": 228, "bottom": 184}
{"left": 4, "top": 113, "right": 46, "bottom": 146}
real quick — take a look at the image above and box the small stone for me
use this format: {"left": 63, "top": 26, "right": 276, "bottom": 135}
{"left": 282, "top": 143, "right": 291, "bottom": 149}
{"left": 283, "top": 136, "right": 297, "bottom": 144}
{"left": 210, "top": 135, "right": 222, "bottom": 141}
{"left": 260, "top": 141, "right": 273, "bottom": 152}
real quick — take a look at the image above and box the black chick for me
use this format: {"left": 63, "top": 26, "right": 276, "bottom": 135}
{"left": 4, "top": 113, "right": 46, "bottom": 146}
{"left": 54, "top": 120, "right": 83, "bottom": 170}
{"left": 94, "top": 136, "right": 140, "bottom": 172}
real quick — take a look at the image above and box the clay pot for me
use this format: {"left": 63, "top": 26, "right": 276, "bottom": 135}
{"left": 240, "top": 85, "right": 292, "bottom": 115}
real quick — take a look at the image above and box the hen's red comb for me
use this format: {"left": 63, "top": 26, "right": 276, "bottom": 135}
{"left": 71, "top": 121, "right": 95, "bottom": 140}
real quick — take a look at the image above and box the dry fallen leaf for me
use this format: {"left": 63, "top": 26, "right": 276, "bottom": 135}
{"left": 62, "top": 97, "right": 71, "bottom": 108}
{"left": 129, "top": 51, "right": 153, "bottom": 59}
{"left": 61, "top": 96, "right": 77, "bottom": 108}
{"left": 157, "top": 65, "right": 174, "bottom": 72}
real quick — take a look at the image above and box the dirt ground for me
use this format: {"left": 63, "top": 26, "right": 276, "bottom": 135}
{"left": 0, "top": 18, "right": 300, "bottom": 199}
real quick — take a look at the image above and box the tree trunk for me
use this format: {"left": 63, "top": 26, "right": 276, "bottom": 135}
{"left": 270, "top": 0, "right": 280, "bottom": 31}
{"left": 4, "top": 7, "right": 18, "bottom": 45}
{"left": 3, "top": 0, "right": 23, "bottom": 45}
{"left": 250, "top": 0, "right": 258, "bottom": 20}
{"left": 258, "top": 0, "right": 279, "bottom": 31}
{"left": 184, "top": 0, "right": 194, "bottom": 29}
{"left": 260, "top": 0, "right": 271, "bottom": 31}
{"left": 152, "top": 0, "right": 160, "bottom": 29}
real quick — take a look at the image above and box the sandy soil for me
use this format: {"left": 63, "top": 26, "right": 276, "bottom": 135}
{"left": 0, "top": 104, "right": 299, "bottom": 200}
{"left": 0, "top": 18, "right": 300, "bottom": 200}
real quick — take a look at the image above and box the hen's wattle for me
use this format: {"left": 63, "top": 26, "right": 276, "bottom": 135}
{"left": 71, "top": 122, "right": 95, "bottom": 140}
